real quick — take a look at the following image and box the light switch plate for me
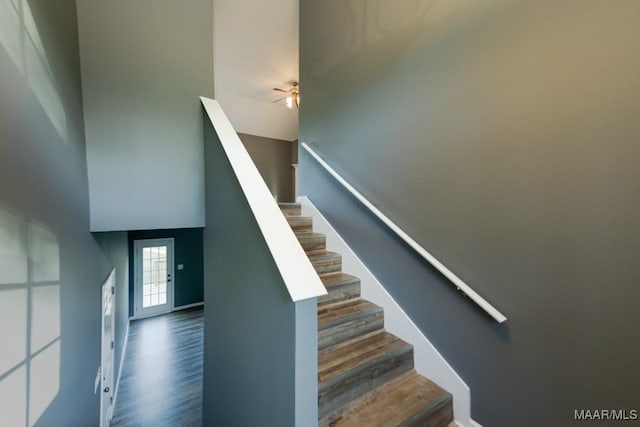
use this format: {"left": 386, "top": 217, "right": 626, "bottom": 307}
{"left": 177, "top": 264, "right": 184, "bottom": 270}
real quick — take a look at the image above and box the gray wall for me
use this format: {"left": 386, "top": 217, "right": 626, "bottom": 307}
{"left": 300, "top": 1, "right": 640, "bottom": 426}
{"left": 203, "top": 112, "right": 314, "bottom": 426}
{"left": 239, "top": 133, "right": 295, "bottom": 202}
{"left": 93, "top": 232, "right": 130, "bottom": 388}
{"left": 77, "top": 0, "right": 213, "bottom": 232}
{"left": 0, "top": 0, "right": 114, "bottom": 425}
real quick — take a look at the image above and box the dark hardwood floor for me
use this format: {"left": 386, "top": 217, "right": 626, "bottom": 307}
{"left": 110, "top": 307, "right": 204, "bottom": 427}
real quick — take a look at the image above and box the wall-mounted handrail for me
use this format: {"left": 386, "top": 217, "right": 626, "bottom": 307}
{"left": 200, "top": 97, "right": 326, "bottom": 302}
{"left": 301, "top": 142, "right": 507, "bottom": 323}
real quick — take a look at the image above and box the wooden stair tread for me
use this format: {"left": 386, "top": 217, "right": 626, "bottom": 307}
{"left": 327, "top": 371, "right": 453, "bottom": 427}
{"left": 309, "top": 251, "right": 342, "bottom": 275}
{"left": 308, "top": 250, "right": 341, "bottom": 261}
{"left": 318, "top": 299, "right": 381, "bottom": 330}
{"left": 319, "top": 332, "right": 410, "bottom": 385}
{"left": 285, "top": 215, "right": 311, "bottom": 222}
{"left": 295, "top": 232, "right": 325, "bottom": 239}
{"left": 278, "top": 202, "right": 301, "bottom": 216}
{"left": 321, "top": 273, "right": 359, "bottom": 287}
{"left": 295, "top": 232, "right": 326, "bottom": 252}
{"left": 286, "top": 216, "right": 313, "bottom": 232}
{"left": 318, "top": 273, "right": 361, "bottom": 307}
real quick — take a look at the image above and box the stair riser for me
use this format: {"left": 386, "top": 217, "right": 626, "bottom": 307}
{"left": 298, "top": 235, "right": 326, "bottom": 252}
{"left": 312, "top": 258, "right": 342, "bottom": 275}
{"left": 319, "top": 312, "right": 383, "bottom": 352}
{"left": 319, "top": 347, "right": 414, "bottom": 419}
{"left": 318, "top": 282, "right": 361, "bottom": 306}
{"left": 287, "top": 218, "right": 312, "bottom": 232}
{"left": 397, "top": 394, "right": 454, "bottom": 427}
{"left": 280, "top": 205, "right": 301, "bottom": 216}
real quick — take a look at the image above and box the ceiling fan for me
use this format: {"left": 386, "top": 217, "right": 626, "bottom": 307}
{"left": 273, "top": 81, "right": 300, "bottom": 109}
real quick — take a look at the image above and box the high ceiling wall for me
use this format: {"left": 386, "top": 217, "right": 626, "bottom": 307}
{"left": 77, "top": 0, "right": 214, "bottom": 231}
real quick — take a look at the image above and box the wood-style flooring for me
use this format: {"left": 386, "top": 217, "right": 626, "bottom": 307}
{"left": 110, "top": 307, "right": 204, "bottom": 427}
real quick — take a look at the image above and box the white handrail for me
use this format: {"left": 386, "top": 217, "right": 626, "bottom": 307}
{"left": 200, "top": 97, "right": 326, "bottom": 302}
{"left": 301, "top": 142, "right": 507, "bottom": 323}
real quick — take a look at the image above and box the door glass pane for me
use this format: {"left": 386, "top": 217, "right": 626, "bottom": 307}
{"left": 141, "top": 245, "right": 168, "bottom": 308}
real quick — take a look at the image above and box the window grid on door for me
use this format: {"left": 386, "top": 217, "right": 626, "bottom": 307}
{"left": 142, "top": 246, "right": 167, "bottom": 308}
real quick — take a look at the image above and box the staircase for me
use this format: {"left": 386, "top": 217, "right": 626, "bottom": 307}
{"left": 280, "top": 203, "right": 454, "bottom": 427}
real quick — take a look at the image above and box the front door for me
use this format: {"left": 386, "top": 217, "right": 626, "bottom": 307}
{"left": 134, "top": 238, "right": 175, "bottom": 318}
{"left": 100, "top": 270, "right": 115, "bottom": 427}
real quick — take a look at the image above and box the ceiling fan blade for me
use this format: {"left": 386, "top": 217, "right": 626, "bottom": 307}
{"left": 273, "top": 88, "right": 289, "bottom": 93}
{"left": 272, "top": 96, "right": 289, "bottom": 103}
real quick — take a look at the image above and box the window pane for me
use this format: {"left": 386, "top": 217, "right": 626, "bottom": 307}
{"left": 143, "top": 296, "right": 151, "bottom": 308}
{"left": 151, "top": 294, "right": 158, "bottom": 306}
{"left": 143, "top": 285, "right": 151, "bottom": 296}
{"left": 159, "top": 294, "right": 166, "bottom": 305}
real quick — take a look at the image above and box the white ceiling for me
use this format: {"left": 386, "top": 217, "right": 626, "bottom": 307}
{"left": 213, "top": 0, "right": 299, "bottom": 142}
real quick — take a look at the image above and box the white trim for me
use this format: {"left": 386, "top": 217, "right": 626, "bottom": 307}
{"left": 172, "top": 301, "right": 204, "bottom": 311}
{"left": 100, "top": 269, "right": 116, "bottom": 427}
{"left": 129, "top": 301, "right": 204, "bottom": 321}
{"left": 298, "top": 196, "right": 472, "bottom": 426}
{"left": 133, "top": 238, "right": 175, "bottom": 319}
{"left": 300, "top": 142, "right": 506, "bottom": 323}
{"left": 292, "top": 163, "right": 299, "bottom": 200}
{"left": 449, "top": 419, "right": 483, "bottom": 427}
{"left": 111, "top": 320, "right": 129, "bottom": 415}
{"left": 201, "top": 98, "right": 326, "bottom": 302}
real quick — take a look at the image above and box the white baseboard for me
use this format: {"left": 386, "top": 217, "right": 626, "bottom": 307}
{"left": 112, "top": 320, "right": 129, "bottom": 414}
{"left": 298, "top": 196, "right": 472, "bottom": 426}
{"left": 129, "top": 301, "right": 204, "bottom": 320}
{"left": 172, "top": 301, "right": 204, "bottom": 311}
{"left": 452, "top": 418, "right": 483, "bottom": 427}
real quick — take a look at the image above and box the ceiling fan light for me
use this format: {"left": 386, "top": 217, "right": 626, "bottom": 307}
{"left": 286, "top": 95, "right": 293, "bottom": 109}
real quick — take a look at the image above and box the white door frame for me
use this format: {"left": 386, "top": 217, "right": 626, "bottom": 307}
{"left": 100, "top": 269, "right": 115, "bottom": 427}
{"left": 133, "top": 238, "right": 175, "bottom": 319}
